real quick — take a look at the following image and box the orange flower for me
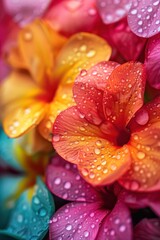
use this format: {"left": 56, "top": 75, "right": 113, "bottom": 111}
{"left": 53, "top": 61, "right": 160, "bottom": 191}
{"left": 0, "top": 19, "right": 112, "bottom": 142}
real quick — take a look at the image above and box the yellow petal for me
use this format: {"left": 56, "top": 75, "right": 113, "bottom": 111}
{"left": 3, "top": 99, "right": 47, "bottom": 138}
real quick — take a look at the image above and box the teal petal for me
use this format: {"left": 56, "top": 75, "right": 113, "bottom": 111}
{"left": 0, "top": 127, "right": 24, "bottom": 171}
{"left": 0, "top": 177, "right": 54, "bottom": 240}
{"left": 0, "top": 175, "right": 24, "bottom": 228}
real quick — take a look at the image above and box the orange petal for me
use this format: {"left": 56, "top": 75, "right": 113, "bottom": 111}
{"left": 103, "top": 62, "right": 146, "bottom": 128}
{"left": 54, "top": 32, "right": 112, "bottom": 85}
{"left": 119, "top": 96, "right": 160, "bottom": 191}
{"left": 53, "top": 106, "right": 131, "bottom": 185}
{"left": 3, "top": 99, "right": 47, "bottom": 138}
{"left": 0, "top": 71, "right": 42, "bottom": 111}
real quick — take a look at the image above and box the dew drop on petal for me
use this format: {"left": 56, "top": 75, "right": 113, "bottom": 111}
{"left": 119, "top": 224, "right": 126, "bottom": 232}
{"left": 84, "top": 230, "right": 90, "bottom": 238}
{"left": 39, "top": 207, "right": 47, "bottom": 217}
{"left": 54, "top": 177, "right": 61, "bottom": 185}
{"left": 86, "top": 50, "right": 96, "bottom": 58}
{"left": 64, "top": 181, "right": 72, "bottom": 189}
{"left": 136, "top": 110, "right": 149, "bottom": 125}
{"left": 66, "top": 224, "right": 72, "bottom": 231}
{"left": 53, "top": 134, "right": 60, "bottom": 142}
{"left": 33, "top": 196, "right": 40, "bottom": 205}
{"left": 137, "top": 151, "right": 145, "bottom": 159}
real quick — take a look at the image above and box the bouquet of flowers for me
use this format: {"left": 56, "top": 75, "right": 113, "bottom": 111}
{"left": 0, "top": 0, "right": 160, "bottom": 239}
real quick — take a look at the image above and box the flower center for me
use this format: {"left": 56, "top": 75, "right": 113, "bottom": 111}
{"left": 116, "top": 128, "right": 131, "bottom": 146}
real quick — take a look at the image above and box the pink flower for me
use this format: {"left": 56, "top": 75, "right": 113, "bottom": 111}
{"left": 97, "top": 0, "right": 160, "bottom": 38}
{"left": 46, "top": 155, "right": 133, "bottom": 240}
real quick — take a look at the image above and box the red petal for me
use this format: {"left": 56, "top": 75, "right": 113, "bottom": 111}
{"left": 145, "top": 33, "right": 160, "bottom": 89}
{"left": 120, "top": 96, "right": 160, "bottom": 191}
{"left": 73, "top": 61, "right": 119, "bottom": 125}
{"left": 96, "top": 201, "right": 132, "bottom": 240}
{"left": 49, "top": 202, "right": 107, "bottom": 240}
{"left": 103, "top": 62, "right": 146, "bottom": 128}
{"left": 134, "top": 219, "right": 160, "bottom": 240}
{"left": 46, "top": 155, "right": 101, "bottom": 202}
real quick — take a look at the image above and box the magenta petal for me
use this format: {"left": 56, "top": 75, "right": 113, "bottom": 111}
{"left": 96, "top": 201, "right": 132, "bottom": 240}
{"left": 46, "top": 155, "right": 101, "bottom": 202}
{"left": 97, "top": 0, "right": 131, "bottom": 24}
{"left": 128, "top": 0, "right": 160, "bottom": 38}
{"left": 120, "top": 190, "right": 160, "bottom": 217}
{"left": 49, "top": 202, "right": 107, "bottom": 240}
{"left": 134, "top": 219, "right": 160, "bottom": 240}
{"left": 3, "top": 0, "right": 52, "bottom": 26}
{"left": 145, "top": 34, "right": 160, "bottom": 89}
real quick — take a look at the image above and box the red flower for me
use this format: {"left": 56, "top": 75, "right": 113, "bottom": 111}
{"left": 53, "top": 61, "right": 160, "bottom": 191}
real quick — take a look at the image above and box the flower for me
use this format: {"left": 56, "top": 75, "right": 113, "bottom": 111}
{"left": 97, "top": 0, "right": 160, "bottom": 38}
{"left": 53, "top": 61, "right": 160, "bottom": 191}
{"left": 46, "top": 155, "right": 132, "bottom": 240}
{"left": 0, "top": 19, "right": 111, "bottom": 142}
{"left": 0, "top": 127, "right": 54, "bottom": 239}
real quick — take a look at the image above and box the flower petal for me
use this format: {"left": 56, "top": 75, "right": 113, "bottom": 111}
{"left": 0, "top": 177, "right": 54, "bottom": 240}
{"left": 128, "top": 0, "right": 160, "bottom": 38}
{"left": 73, "top": 61, "right": 119, "bottom": 125}
{"left": 97, "top": 0, "right": 131, "bottom": 24}
{"left": 96, "top": 200, "right": 132, "bottom": 240}
{"left": 46, "top": 155, "right": 101, "bottom": 202}
{"left": 145, "top": 33, "right": 160, "bottom": 89}
{"left": 134, "top": 219, "right": 160, "bottom": 240}
{"left": 3, "top": 0, "right": 52, "bottom": 26}
{"left": 53, "top": 106, "right": 131, "bottom": 186}
{"left": 120, "top": 96, "right": 160, "bottom": 191}
{"left": 49, "top": 202, "right": 107, "bottom": 240}
{"left": 44, "top": 0, "right": 99, "bottom": 35}
{"left": 103, "top": 62, "right": 146, "bottom": 128}
{"left": 2, "top": 98, "right": 46, "bottom": 138}
{"left": 121, "top": 189, "right": 160, "bottom": 217}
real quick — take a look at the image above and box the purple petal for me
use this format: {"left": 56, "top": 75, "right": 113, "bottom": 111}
{"left": 134, "top": 219, "right": 160, "bottom": 240}
{"left": 97, "top": 0, "right": 131, "bottom": 24}
{"left": 49, "top": 202, "right": 107, "bottom": 240}
{"left": 120, "top": 189, "right": 160, "bottom": 217}
{"left": 128, "top": 0, "right": 160, "bottom": 38}
{"left": 145, "top": 33, "right": 160, "bottom": 89}
{"left": 96, "top": 200, "right": 132, "bottom": 240}
{"left": 46, "top": 155, "right": 101, "bottom": 202}
{"left": 3, "top": 0, "right": 52, "bottom": 26}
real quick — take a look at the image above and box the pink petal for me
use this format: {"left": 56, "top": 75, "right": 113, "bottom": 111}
{"left": 46, "top": 155, "right": 101, "bottom": 202}
{"left": 128, "top": 0, "right": 160, "bottom": 38}
{"left": 96, "top": 200, "right": 132, "bottom": 239}
{"left": 44, "top": 0, "right": 99, "bottom": 36}
{"left": 49, "top": 202, "right": 107, "bottom": 240}
{"left": 145, "top": 34, "right": 160, "bottom": 89}
{"left": 3, "top": 0, "right": 52, "bottom": 26}
{"left": 97, "top": 0, "right": 131, "bottom": 24}
{"left": 100, "top": 18, "right": 146, "bottom": 61}
{"left": 134, "top": 219, "right": 160, "bottom": 240}
{"left": 120, "top": 190, "right": 160, "bottom": 217}
{"left": 73, "top": 61, "right": 119, "bottom": 125}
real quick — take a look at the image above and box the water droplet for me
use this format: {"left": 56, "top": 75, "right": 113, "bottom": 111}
{"left": 86, "top": 50, "right": 96, "bottom": 58}
{"left": 54, "top": 177, "right": 61, "bottom": 185}
{"left": 66, "top": 224, "right": 72, "bottom": 231}
{"left": 147, "top": 6, "right": 153, "bottom": 12}
{"left": 137, "top": 151, "right": 145, "bottom": 159}
{"left": 130, "top": 181, "right": 140, "bottom": 190}
{"left": 39, "top": 207, "right": 47, "bottom": 217}
{"left": 23, "top": 30, "right": 32, "bottom": 41}
{"left": 89, "top": 172, "right": 95, "bottom": 179}
{"left": 64, "top": 182, "right": 71, "bottom": 189}
{"left": 33, "top": 196, "right": 40, "bottom": 205}
{"left": 119, "top": 224, "right": 126, "bottom": 232}
{"left": 17, "top": 214, "right": 23, "bottom": 223}
{"left": 136, "top": 110, "right": 149, "bottom": 125}
{"left": 131, "top": 9, "right": 137, "bottom": 15}
{"left": 53, "top": 134, "right": 60, "bottom": 142}
{"left": 94, "top": 148, "right": 100, "bottom": 155}
{"left": 96, "top": 140, "right": 102, "bottom": 147}
{"left": 84, "top": 231, "right": 89, "bottom": 237}
{"left": 80, "top": 69, "right": 87, "bottom": 76}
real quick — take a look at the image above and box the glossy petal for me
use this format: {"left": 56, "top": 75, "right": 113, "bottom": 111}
{"left": 73, "top": 61, "right": 119, "bottom": 125}
{"left": 2, "top": 98, "right": 46, "bottom": 138}
{"left": 0, "top": 175, "right": 24, "bottom": 228}
{"left": 97, "top": 0, "right": 131, "bottom": 24}
{"left": 134, "top": 219, "right": 160, "bottom": 240}
{"left": 46, "top": 155, "right": 101, "bottom": 202}
{"left": 103, "top": 62, "right": 146, "bottom": 128}
{"left": 120, "top": 96, "right": 160, "bottom": 191}
{"left": 44, "top": 0, "right": 99, "bottom": 35}
{"left": 100, "top": 18, "right": 146, "bottom": 61}
{"left": 3, "top": 0, "right": 52, "bottom": 26}
{"left": 121, "top": 190, "right": 160, "bottom": 216}
{"left": 97, "top": 201, "right": 132, "bottom": 240}
{"left": 128, "top": 0, "right": 160, "bottom": 38}
{"left": 0, "top": 178, "right": 54, "bottom": 240}
{"left": 145, "top": 34, "right": 160, "bottom": 89}
{"left": 53, "top": 106, "right": 131, "bottom": 186}
{"left": 49, "top": 202, "right": 107, "bottom": 240}
{"left": 0, "top": 126, "right": 23, "bottom": 171}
